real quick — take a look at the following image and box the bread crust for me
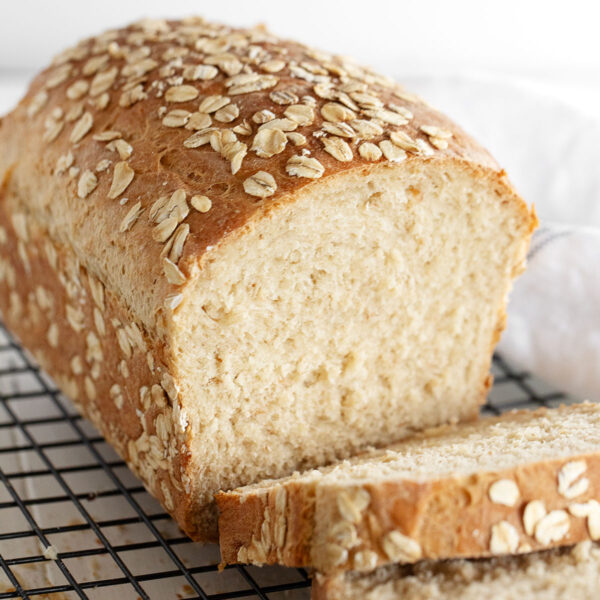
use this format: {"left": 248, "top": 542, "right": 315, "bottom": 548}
{"left": 217, "top": 405, "right": 600, "bottom": 572}
{"left": 0, "top": 189, "right": 198, "bottom": 534}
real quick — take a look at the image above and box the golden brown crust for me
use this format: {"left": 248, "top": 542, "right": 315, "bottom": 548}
{"left": 0, "top": 189, "right": 199, "bottom": 538}
{"left": 217, "top": 405, "right": 600, "bottom": 573}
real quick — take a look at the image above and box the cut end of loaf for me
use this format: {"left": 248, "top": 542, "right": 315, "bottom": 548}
{"left": 180, "top": 156, "right": 534, "bottom": 539}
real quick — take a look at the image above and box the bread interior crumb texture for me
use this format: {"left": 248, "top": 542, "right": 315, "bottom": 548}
{"left": 173, "top": 159, "right": 529, "bottom": 529}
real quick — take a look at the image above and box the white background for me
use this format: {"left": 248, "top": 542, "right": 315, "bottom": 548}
{"left": 0, "top": 0, "right": 599, "bottom": 75}
{"left": 1, "top": 0, "right": 600, "bottom": 116}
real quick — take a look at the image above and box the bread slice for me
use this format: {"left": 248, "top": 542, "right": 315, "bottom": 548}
{"left": 217, "top": 403, "right": 600, "bottom": 572}
{"left": 312, "top": 541, "right": 600, "bottom": 600}
{"left": 0, "top": 17, "right": 534, "bottom": 541}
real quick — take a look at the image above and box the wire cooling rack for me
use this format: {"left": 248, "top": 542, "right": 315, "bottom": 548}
{"left": 0, "top": 320, "right": 575, "bottom": 599}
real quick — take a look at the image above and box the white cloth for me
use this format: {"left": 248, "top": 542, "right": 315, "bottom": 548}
{"left": 499, "top": 225, "right": 600, "bottom": 400}
{"left": 403, "top": 73, "right": 600, "bottom": 399}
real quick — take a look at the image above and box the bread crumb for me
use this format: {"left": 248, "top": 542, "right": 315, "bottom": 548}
{"left": 42, "top": 545, "right": 58, "bottom": 560}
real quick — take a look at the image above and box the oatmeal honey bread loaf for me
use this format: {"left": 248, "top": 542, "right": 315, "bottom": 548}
{"left": 312, "top": 541, "right": 600, "bottom": 600}
{"left": 217, "top": 403, "right": 600, "bottom": 571}
{"left": 0, "top": 17, "right": 535, "bottom": 541}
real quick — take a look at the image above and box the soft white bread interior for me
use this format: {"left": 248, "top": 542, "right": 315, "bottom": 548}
{"left": 181, "top": 158, "right": 531, "bottom": 521}
{"left": 313, "top": 541, "right": 600, "bottom": 600}
{"left": 217, "top": 403, "right": 600, "bottom": 571}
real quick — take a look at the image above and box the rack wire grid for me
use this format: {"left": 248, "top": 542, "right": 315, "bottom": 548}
{"left": 0, "top": 319, "right": 576, "bottom": 599}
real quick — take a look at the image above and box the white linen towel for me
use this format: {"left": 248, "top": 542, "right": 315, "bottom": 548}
{"left": 499, "top": 225, "right": 600, "bottom": 400}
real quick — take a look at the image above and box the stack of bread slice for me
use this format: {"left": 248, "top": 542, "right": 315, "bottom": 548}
{"left": 217, "top": 403, "right": 600, "bottom": 598}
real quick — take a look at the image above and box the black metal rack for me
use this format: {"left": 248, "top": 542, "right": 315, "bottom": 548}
{"left": 0, "top": 320, "right": 572, "bottom": 599}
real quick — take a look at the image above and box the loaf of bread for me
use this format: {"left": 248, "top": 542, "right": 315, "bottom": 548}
{"left": 217, "top": 403, "right": 600, "bottom": 571}
{"left": 0, "top": 17, "right": 535, "bottom": 540}
{"left": 313, "top": 541, "right": 600, "bottom": 599}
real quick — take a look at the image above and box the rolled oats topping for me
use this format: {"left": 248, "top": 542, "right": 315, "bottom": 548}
{"left": 382, "top": 531, "right": 422, "bottom": 562}
{"left": 420, "top": 124, "right": 453, "bottom": 139}
{"left": 183, "top": 128, "right": 216, "bottom": 148}
{"left": 77, "top": 170, "right": 98, "bottom": 199}
{"left": 558, "top": 460, "right": 589, "bottom": 499}
{"left": 70, "top": 112, "right": 94, "bottom": 144}
{"left": 270, "top": 90, "right": 299, "bottom": 105}
{"left": 338, "top": 489, "right": 371, "bottom": 526}
{"left": 165, "top": 85, "right": 199, "bottom": 103}
{"left": 214, "top": 103, "right": 240, "bottom": 123}
{"left": 66, "top": 80, "right": 89, "bottom": 100}
{"left": 119, "top": 201, "right": 143, "bottom": 232}
{"left": 358, "top": 142, "right": 382, "bottom": 161}
{"left": 199, "top": 95, "right": 230, "bottom": 114}
{"left": 119, "top": 84, "right": 147, "bottom": 107}
{"left": 284, "top": 104, "right": 315, "bottom": 126}
{"left": 390, "top": 130, "right": 421, "bottom": 152}
{"left": 163, "top": 257, "right": 186, "bottom": 284}
{"left": 258, "top": 118, "right": 298, "bottom": 132}
{"left": 287, "top": 132, "right": 306, "bottom": 146}
{"left": 489, "top": 479, "right": 520, "bottom": 507}
{"left": 90, "top": 66, "right": 118, "bottom": 96}
{"left": 226, "top": 73, "right": 278, "bottom": 95}
{"left": 322, "top": 121, "right": 356, "bottom": 138}
{"left": 350, "top": 119, "right": 383, "bottom": 140}
{"left": 322, "top": 136, "right": 353, "bottom": 162}
{"left": 65, "top": 103, "right": 84, "bottom": 122}
{"left": 490, "top": 521, "right": 519, "bottom": 554}
{"left": 328, "top": 521, "right": 358, "bottom": 549}
{"left": 112, "top": 139, "right": 133, "bottom": 160}
{"left": 523, "top": 500, "right": 547, "bottom": 536}
{"left": 252, "top": 128, "right": 287, "bottom": 158}
{"left": 379, "top": 140, "right": 407, "bottom": 163}
{"left": 261, "top": 59, "right": 286, "bottom": 73}
{"left": 353, "top": 550, "right": 378, "bottom": 571}
{"left": 569, "top": 500, "right": 600, "bottom": 540}
{"left": 83, "top": 54, "right": 109, "bottom": 76}
{"left": 93, "top": 130, "right": 122, "bottom": 141}
{"left": 183, "top": 64, "right": 218, "bottom": 81}
{"left": 286, "top": 155, "right": 324, "bottom": 179}
{"left": 252, "top": 109, "right": 276, "bottom": 124}
{"left": 321, "top": 102, "right": 356, "bottom": 123}
{"left": 27, "top": 90, "right": 48, "bottom": 117}
{"left": 534, "top": 510, "right": 570, "bottom": 545}
{"left": 186, "top": 112, "right": 212, "bottom": 130}
{"left": 169, "top": 223, "right": 190, "bottom": 263}
{"left": 233, "top": 119, "right": 253, "bottom": 136}
{"left": 162, "top": 109, "right": 191, "bottom": 128}
{"left": 324, "top": 543, "right": 348, "bottom": 568}
{"left": 107, "top": 162, "right": 134, "bottom": 199}
{"left": 191, "top": 195, "right": 212, "bottom": 213}
{"left": 243, "top": 171, "right": 277, "bottom": 198}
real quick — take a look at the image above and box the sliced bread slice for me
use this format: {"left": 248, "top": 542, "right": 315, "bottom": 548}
{"left": 312, "top": 541, "right": 600, "bottom": 600}
{"left": 216, "top": 403, "right": 600, "bottom": 573}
